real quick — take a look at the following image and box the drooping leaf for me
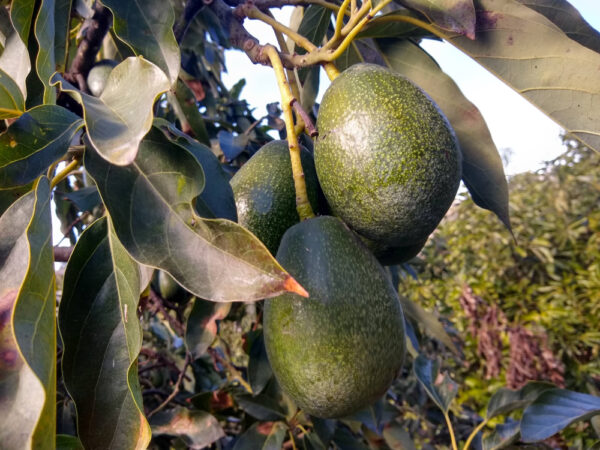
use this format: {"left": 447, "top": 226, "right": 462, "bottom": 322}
{"left": 248, "top": 331, "right": 273, "bottom": 395}
{"left": 0, "top": 105, "right": 83, "bottom": 188}
{"left": 51, "top": 57, "right": 170, "bottom": 166}
{"left": 103, "top": 0, "right": 180, "bottom": 84}
{"left": 59, "top": 217, "right": 151, "bottom": 449}
{"left": 151, "top": 407, "right": 225, "bottom": 449}
{"left": 34, "top": 0, "right": 57, "bottom": 104}
{"left": 521, "top": 388, "right": 600, "bottom": 442}
{"left": 0, "top": 8, "right": 29, "bottom": 117}
{"left": 376, "top": 38, "right": 510, "bottom": 230}
{"left": 482, "top": 419, "right": 520, "bottom": 450}
{"left": 396, "top": 0, "right": 476, "bottom": 39}
{"left": 232, "top": 421, "right": 287, "bottom": 450}
{"left": 54, "top": 0, "right": 73, "bottom": 72}
{"left": 437, "top": 0, "right": 600, "bottom": 152}
{"left": 53, "top": 186, "right": 102, "bottom": 213}
{"left": 383, "top": 423, "right": 417, "bottom": 450}
{"left": 486, "top": 381, "right": 554, "bottom": 419}
{"left": 170, "top": 78, "right": 210, "bottom": 145}
{"left": 84, "top": 126, "right": 306, "bottom": 302}
{"left": 185, "top": 297, "right": 231, "bottom": 359}
{"left": 413, "top": 354, "right": 458, "bottom": 413}
{"left": 0, "top": 177, "right": 56, "bottom": 449}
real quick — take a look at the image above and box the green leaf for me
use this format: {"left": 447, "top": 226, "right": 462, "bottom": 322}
{"left": 151, "top": 407, "right": 225, "bottom": 449}
{"left": 0, "top": 182, "right": 32, "bottom": 216}
{"left": 54, "top": 0, "right": 72, "bottom": 72}
{"left": 0, "top": 105, "right": 83, "bottom": 188}
{"left": 34, "top": 0, "right": 57, "bottom": 104}
{"left": 376, "top": 38, "right": 510, "bottom": 230}
{"left": 0, "top": 177, "right": 56, "bottom": 449}
{"left": 482, "top": 419, "right": 520, "bottom": 450}
{"left": 235, "top": 393, "right": 287, "bottom": 421}
{"left": 383, "top": 423, "right": 417, "bottom": 450}
{"left": 170, "top": 78, "right": 210, "bottom": 145}
{"left": 10, "top": 0, "right": 35, "bottom": 42}
{"left": 396, "top": 0, "right": 476, "bottom": 38}
{"left": 486, "top": 381, "right": 554, "bottom": 419}
{"left": 185, "top": 298, "right": 231, "bottom": 358}
{"left": 0, "top": 7, "right": 29, "bottom": 117}
{"left": 56, "top": 434, "right": 84, "bottom": 450}
{"left": 54, "top": 186, "right": 102, "bottom": 213}
{"left": 103, "top": 0, "right": 180, "bottom": 85}
{"left": 357, "top": 13, "right": 424, "bottom": 40}
{"left": 51, "top": 57, "right": 170, "bottom": 166}
{"left": 248, "top": 332, "right": 273, "bottom": 395}
{"left": 332, "top": 426, "right": 370, "bottom": 450}
{"left": 84, "top": 126, "right": 304, "bottom": 302}
{"left": 517, "top": 0, "right": 600, "bottom": 53}
{"left": 413, "top": 354, "right": 457, "bottom": 413}
{"left": 438, "top": 0, "right": 600, "bottom": 152}
{"left": 59, "top": 217, "right": 151, "bottom": 449}
{"left": 232, "top": 422, "right": 287, "bottom": 450}
{"left": 521, "top": 388, "right": 600, "bottom": 442}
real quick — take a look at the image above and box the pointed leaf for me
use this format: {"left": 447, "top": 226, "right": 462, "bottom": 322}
{"left": 0, "top": 105, "right": 83, "bottom": 188}
{"left": 103, "top": 0, "right": 180, "bottom": 85}
{"left": 54, "top": 0, "right": 72, "bottom": 72}
{"left": 396, "top": 0, "right": 476, "bottom": 38}
{"left": 521, "top": 388, "right": 600, "bottom": 442}
{"left": 487, "top": 381, "right": 554, "bottom": 419}
{"left": 54, "top": 186, "right": 102, "bottom": 213}
{"left": 232, "top": 422, "right": 287, "bottom": 450}
{"left": 185, "top": 298, "right": 231, "bottom": 358}
{"left": 151, "top": 407, "right": 225, "bottom": 449}
{"left": 438, "top": 0, "right": 600, "bottom": 152}
{"left": 482, "top": 419, "right": 520, "bottom": 450}
{"left": 414, "top": 354, "right": 457, "bottom": 413}
{"left": 84, "top": 127, "right": 306, "bottom": 302}
{"left": 376, "top": 38, "right": 510, "bottom": 229}
{"left": 0, "top": 177, "right": 56, "bottom": 449}
{"left": 59, "top": 217, "right": 151, "bottom": 449}
{"left": 51, "top": 57, "right": 170, "bottom": 166}
{"left": 34, "top": 0, "right": 57, "bottom": 104}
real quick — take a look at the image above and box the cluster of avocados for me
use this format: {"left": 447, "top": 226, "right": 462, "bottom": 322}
{"left": 231, "top": 63, "right": 462, "bottom": 419}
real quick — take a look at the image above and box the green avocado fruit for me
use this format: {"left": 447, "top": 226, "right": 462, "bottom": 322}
{"left": 315, "top": 63, "right": 461, "bottom": 247}
{"left": 230, "top": 140, "right": 320, "bottom": 254}
{"left": 263, "top": 216, "right": 405, "bottom": 418}
{"left": 87, "top": 59, "right": 118, "bottom": 97}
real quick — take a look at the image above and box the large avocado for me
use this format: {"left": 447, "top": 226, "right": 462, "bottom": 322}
{"left": 230, "top": 140, "right": 320, "bottom": 254}
{"left": 315, "top": 63, "right": 461, "bottom": 247}
{"left": 263, "top": 216, "right": 405, "bottom": 418}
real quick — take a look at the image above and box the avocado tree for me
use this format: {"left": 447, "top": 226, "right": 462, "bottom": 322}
{"left": 0, "top": 0, "right": 599, "bottom": 448}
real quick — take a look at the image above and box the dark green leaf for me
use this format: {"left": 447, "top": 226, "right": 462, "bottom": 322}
{"left": 51, "top": 57, "right": 170, "bottom": 166}
{"left": 358, "top": 12, "right": 428, "bottom": 39}
{"left": 0, "top": 182, "right": 32, "bottom": 216}
{"left": 332, "top": 426, "right": 370, "bottom": 450}
{"left": 54, "top": 0, "right": 72, "bottom": 72}
{"left": 171, "top": 78, "right": 210, "bottom": 145}
{"left": 185, "top": 298, "right": 231, "bottom": 358}
{"left": 376, "top": 38, "right": 510, "bottom": 230}
{"left": 34, "top": 0, "right": 57, "bottom": 104}
{"left": 59, "top": 217, "right": 151, "bottom": 449}
{"left": 0, "top": 177, "right": 55, "bottom": 448}
{"left": 54, "top": 186, "right": 102, "bottom": 212}
{"left": 438, "top": 0, "right": 600, "bottom": 152}
{"left": 103, "top": 0, "right": 180, "bottom": 84}
{"left": 487, "top": 381, "right": 554, "bottom": 419}
{"left": 383, "top": 423, "right": 417, "bottom": 450}
{"left": 10, "top": 0, "right": 35, "bottom": 41}
{"left": 296, "top": 5, "right": 331, "bottom": 89}
{"left": 414, "top": 354, "right": 457, "bottom": 413}
{"left": 312, "top": 417, "right": 336, "bottom": 447}
{"left": 151, "top": 407, "right": 225, "bottom": 449}
{"left": 0, "top": 105, "right": 83, "bottom": 188}
{"left": 85, "top": 127, "right": 303, "bottom": 302}
{"left": 56, "top": 434, "right": 84, "bottom": 450}
{"left": 396, "top": 0, "right": 476, "bottom": 38}
{"left": 482, "top": 419, "right": 520, "bottom": 450}
{"left": 232, "top": 422, "right": 287, "bottom": 450}
{"left": 521, "top": 388, "right": 600, "bottom": 442}
{"left": 235, "top": 393, "right": 287, "bottom": 421}
{"left": 0, "top": 7, "right": 29, "bottom": 117}
{"left": 343, "top": 399, "right": 384, "bottom": 433}
{"left": 248, "top": 332, "right": 272, "bottom": 395}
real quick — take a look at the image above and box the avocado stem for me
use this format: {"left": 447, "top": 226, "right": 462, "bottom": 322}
{"left": 264, "top": 45, "right": 316, "bottom": 221}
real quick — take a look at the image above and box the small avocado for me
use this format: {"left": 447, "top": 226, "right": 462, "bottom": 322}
{"left": 230, "top": 140, "right": 320, "bottom": 254}
{"left": 263, "top": 216, "right": 405, "bottom": 418}
{"left": 361, "top": 234, "right": 427, "bottom": 266}
{"left": 315, "top": 63, "right": 461, "bottom": 247}
{"left": 87, "top": 59, "right": 118, "bottom": 97}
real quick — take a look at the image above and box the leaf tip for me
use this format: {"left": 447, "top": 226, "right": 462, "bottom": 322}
{"left": 283, "top": 276, "right": 309, "bottom": 298}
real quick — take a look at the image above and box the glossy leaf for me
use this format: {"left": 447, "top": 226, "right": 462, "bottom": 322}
{"left": 151, "top": 407, "right": 225, "bottom": 449}
{"left": 482, "top": 419, "right": 520, "bottom": 450}
{"left": 376, "top": 38, "right": 510, "bottom": 230}
{"left": 486, "top": 381, "right": 553, "bottom": 419}
{"left": 232, "top": 422, "right": 287, "bottom": 450}
{"left": 0, "top": 8, "right": 29, "bottom": 117}
{"left": 521, "top": 388, "right": 600, "bottom": 442}
{"left": 397, "top": 0, "right": 476, "bottom": 39}
{"left": 185, "top": 298, "right": 231, "bottom": 359}
{"left": 84, "top": 127, "right": 305, "bottom": 302}
{"left": 414, "top": 354, "right": 457, "bottom": 413}
{"left": 51, "top": 57, "right": 170, "bottom": 166}
{"left": 103, "top": 0, "right": 180, "bottom": 85}
{"left": 0, "top": 177, "right": 56, "bottom": 449}
{"left": 59, "top": 217, "right": 151, "bottom": 449}
{"left": 54, "top": 0, "right": 72, "bottom": 71}
{"left": 0, "top": 105, "right": 83, "bottom": 188}
{"left": 34, "top": 0, "right": 57, "bottom": 104}
{"left": 439, "top": 0, "right": 600, "bottom": 152}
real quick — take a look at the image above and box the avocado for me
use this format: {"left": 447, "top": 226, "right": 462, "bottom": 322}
{"left": 315, "top": 63, "right": 461, "bottom": 247}
{"left": 87, "top": 59, "right": 118, "bottom": 97}
{"left": 263, "top": 216, "right": 405, "bottom": 418}
{"left": 361, "top": 235, "right": 427, "bottom": 266}
{"left": 230, "top": 140, "right": 320, "bottom": 254}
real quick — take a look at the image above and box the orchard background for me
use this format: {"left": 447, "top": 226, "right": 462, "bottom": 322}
{"left": 0, "top": 0, "right": 599, "bottom": 448}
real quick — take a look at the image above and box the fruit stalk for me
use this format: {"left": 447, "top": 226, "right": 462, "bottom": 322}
{"left": 265, "top": 45, "right": 316, "bottom": 221}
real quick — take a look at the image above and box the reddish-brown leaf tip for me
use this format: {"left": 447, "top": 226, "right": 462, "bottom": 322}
{"left": 283, "top": 276, "right": 309, "bottom": 298}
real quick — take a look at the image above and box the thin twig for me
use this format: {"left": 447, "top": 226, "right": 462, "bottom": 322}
{"left": 54, "top": 246, "right": 74, "bottom": 262}
{"left": 291, "top": 100, "right": 317, "bottom": 137}
{"left": 147, "top": 353, "right": 191, "bottom": 418}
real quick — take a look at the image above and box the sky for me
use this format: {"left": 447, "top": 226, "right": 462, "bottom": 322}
{"left": 222, "top": 0, "right": 600, "bottom": 175}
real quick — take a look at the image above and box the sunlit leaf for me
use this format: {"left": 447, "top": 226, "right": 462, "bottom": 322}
{"left": 486, "top": 381, "right": 554, "bottom": 419}
{"left": 34, "top": 0, "right": 57, "bottom": 104}
{"left": 51, "top": 57, "right": 170, "bottom": 166}
{"left": 59, "top": 217, "right": 151, "bottom": 449}
{"left": 103, "top": 0, "right": 180, "bottom": 85}
{"left": 0, "top": 105, "right": 83, "bottom": 188}
{"left": 151, "top": 407, "right": 225, "bottom": 449}
{"left": 396, "top": 0, "right": 476, "bottom": 38}
{"left": 0, "top": 177, "right": 55, "bottom": 448}
{"left": 0, "top": 8, "right": 29, "bottom": 117}
{"left": 185, "top": 298, "right": 231, "bottom": 358}
{"left": 376, "top": 38, "right": 510, "bottom": 229}
{"left": 414, "top": 354, "right": 457, "bottom": 413}
{"left": 84, "top": 127, "right": 306, "bottom": 302}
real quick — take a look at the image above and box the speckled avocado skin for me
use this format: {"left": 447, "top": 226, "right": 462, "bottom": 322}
{"left": 263, "top": 216, "right": 405, "bottom": 418}
{"left": 230, "top": 140, "right": 320, "bottom": 254}
{"left": 315, "top": 63, "right": 462, "bottom": 247}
